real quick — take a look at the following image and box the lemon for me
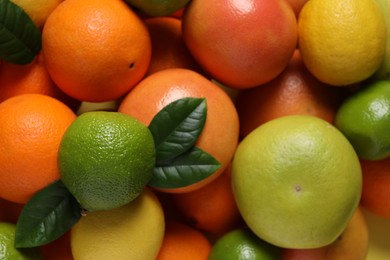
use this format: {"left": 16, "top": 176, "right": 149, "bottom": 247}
{"left": 0, "top": 222, "right": 42, "bottom": 259}
{"left": 373, "top": 0, "right": 390, "bottom": 81}
{"left": 58, "top": 111, "right": 156, "bottom": 212}
{"left": 298, "top": 0, "right": 387, "bottom": 86}
{"left": 335, "top": 80, "right": 390, "bottom": 160}
{"left": 70, "top": 189, "right": 165, "bottom": 260}
{"left": 11, "top": 0, "right": 63, "bottom": 28}
{"left": 208, "top": 228, "right": 282, "bottom": 260}
{"left": 232, "top": 115, "right": 362, "bottom": 249}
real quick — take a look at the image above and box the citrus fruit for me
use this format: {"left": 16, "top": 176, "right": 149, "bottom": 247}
{"left": 298, "top": 0, "right": 387, "bottom": 86}
{"left": 156, "top": 220, "right": 211, "bottom": 260}
{"left": 335, "top": 80, "right": 390, "bottom": 160}
{"left": 235, "top": 50, "right": 345, "bottom": 138}
{"left": 182, "top": 0, "right": 297, "bottom": 88}
{"left": 172, "top": 165, "right": 242, "bottom": 236}
{"left": 58, "top": 111, "right": 156, "bottom": 212}
{"left": 126, "top": 0, "right": 190, "bottom": 17}
{"left": 373, "top": 0, "right": 390, "bottom": 81}
{"left": 71, "top": 189, "right": 165, "bottom": 260}
{"left": 118, "top": 68, "right": 239, "bottom": 193}
{"left": 232, "top": 115, "right": 362, "bottom": 248}
{"left": 11, "top": 0, "right": 63, "bottom": 28}
{"left": 144, "top": 16, "right": 203, "bottom": 77}
{"left": 208, "top": 228, "right": 282, "bottom": 260}
{"left": 42, "top": 0, "right": 151, "bottom": 102}
{"left": 0, "top": 94, "right": 76, "bottom": 204}
{"left": 0, "top": 222, "right": 42, "bottom": 259}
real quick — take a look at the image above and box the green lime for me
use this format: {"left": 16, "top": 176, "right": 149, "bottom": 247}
{"left": 0, "top": 222, "right": 42, "bottom": 259}
{"left": 335, "top": 80, "right": 390, "bottom": 160}
{"left": 208, "top": 228, "right": 282, "bottom": 260}
{"left": 232, "top": 115, "right": 362, "bottom": 249}
{"left": 125, "top": 0, "right": 189, "bottom": 17}
{"left": 59, "top": 111, "right": 156, "bottom": 212}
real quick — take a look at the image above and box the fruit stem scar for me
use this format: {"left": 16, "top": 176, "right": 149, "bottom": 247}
{"left": 129, "top": 62, "right": 135, "bottom": 69}
{"left": 294, "top": 185, "right": 302, "bottom": 192}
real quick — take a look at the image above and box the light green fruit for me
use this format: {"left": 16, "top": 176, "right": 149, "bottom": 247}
{"left": 59, "top": 111, "right": 156, "bottom": 212}
{"left": 335, "top": 80, "right": 390, "bottom": 160}
{"left": 232, "top": 115, "right": 362, "bottom": 249}
{"left": 373, "top": 0, "right": 390, "bottom": 80}
{"left": 208, "top": 228, "right": 282, "bottom": 260}
{"left": 71, "top": 189, "right": 165, "bottom": 260}
{"left": 0, "top": 222, "right": 42, "bottom": 259}
{"left": 125, "top": 0, "right": 190, "bottom": 17}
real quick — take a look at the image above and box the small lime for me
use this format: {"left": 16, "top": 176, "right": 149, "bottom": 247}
{"left": 59, "top": 111, "right": 156, "bottom": 212}
{"left": 208, "top": 228, "right": 282, "bottom": 260}
{"left": 125, "top": 0, "right": 189, "bottom": 16}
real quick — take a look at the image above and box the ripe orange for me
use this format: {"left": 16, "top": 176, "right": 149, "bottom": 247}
{"left": 144, "top": 16, "right": 203, "bottom": 76}
{"left": 360, "top": 158, "right": 390, "bottom": 218}
{"left": 156, "top": 220, "right": 211, "bottom": 260}
{"left": 0, "top": 94, "right": 76, "bottom": 204}
{"left": 0, "top": 52, "right": 79, "bottom": 110}
{"left": 118, "top": 68, "right": 239, "bottom": 193}
{"left": 182, "top": 0, "right": 297, "bottom": 88}
{"left": 172, "top": 165, "right": 243, "bottom": 237}
{"left": 235, "top": 50, "right": 345, "bottom": 138}
{"left": 42, "top": 0, "right": 151, "bottom": 102}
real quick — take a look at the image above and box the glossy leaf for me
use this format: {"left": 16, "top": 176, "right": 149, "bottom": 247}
{"left": 15, "top": 180, "right": 81, "bottom": 248}
{"left": 149, "top": 146, "right": 221, "bottom": 189}
{"left": 0, "top": 0, "right": 41, "bottom": 64}
{"left": 148, "top": 97, "right": 207, "bottom": 163}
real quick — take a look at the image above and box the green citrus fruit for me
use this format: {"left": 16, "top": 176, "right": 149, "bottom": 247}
{"left": 0, "top": 222, "right": 42, "bottom": 259}
{"left": 58, "top": 111, "right": 156, "bottom": 212}
{"left": 232, "top": 115, "right": 362, "bottom": 249}
{"left": 71, "top": 189, "right": 165, "bottom": 260}
{"left": 298, "top": 0, "right": 387, "bottom": 86}
{"left": 335, "top": 80, "right": 390, "bottom": 160}
{"left": 125, "top": 0, "right": 189, "bottom": 17}
{"left": 208, "top": 228, "right": 282, "bottom": 260}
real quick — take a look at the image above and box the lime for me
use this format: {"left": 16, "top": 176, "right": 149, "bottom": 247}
{"left": 0, "top": 222, "right": 42, "bottom": 259}
{"left": 232, "top": 115, "right": 362, "bottom": 248}
{"left": 71, "top": 189, "right": 165, "bottom": 260}
{"left": 208, "top": 228, "right": 282, "bottom": 260}
{"left": 125, "top": 0, "right": 189, "bottom": 17}
{"left": 335, "top": 80, "right": 390, "bottom": 160}
{"left": 58, "top": 111, "right": 156, "bottom": 212}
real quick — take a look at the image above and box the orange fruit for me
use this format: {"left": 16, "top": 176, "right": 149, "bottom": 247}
{"left": 0, "top": 94, "right": 76, "bottom": 204}
{"left": 0, "top": 52, "right": 79, "bottom": 110}
{"left": 172, "top": 165, "right": 243, "bottom": 237}
{"left": 0, "top": 198, "right": 24, "bottom": 223}
{"left": 144, "top": 16, "right": 203, "bottom": 77}
{"left": 156, "top": 220, "right": 211, "bottom": 260}
{"left": 42, "top": 0, "right": 151, "bottom": 102}
{"left": 235, "top": 50, "right": 345, "bottom": 138}
{"left": 182, "top": 0, "right": 297, "bottom": 88}
{"left": 40, "top": 231, "right": 73, "bottom": 260}
{"left": 118, "top": 68, "right": 239, "bottom": 193}
{"left": 360, "top": 158, "right": 390, "bottom": 218}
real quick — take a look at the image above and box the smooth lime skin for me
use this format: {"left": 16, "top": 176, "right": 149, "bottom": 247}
{"left": 335, "top": 80, "right": 390, "bottom": 160}
{"left": 59, "top": 111, "right": 156, "bottom": 212}
{"left": 125, "top": 0, "right": 190, "bottom": 16}
{"left": 208, "top": 228, "right": 282, "bottom": 260}
{"left": 0, "top": 222, "right": 42, "bottom": 259}
{"left": 232, "top": 115, "right": 362, "bottom": 249}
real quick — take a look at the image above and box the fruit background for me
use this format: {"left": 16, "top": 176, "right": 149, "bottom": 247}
{"left": 0, "top": 0, "right": 390, "bottom": 259}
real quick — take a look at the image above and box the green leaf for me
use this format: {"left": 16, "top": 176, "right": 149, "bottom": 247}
{"left": 149, "top": 146, "right": 221, "bottom": 189}
{"left": 148, "top": 97, "right": 207, "bottom": 163}
{"left": 0, "top": 0, "right": 42, "bottom": 64}
{"left": 15, "top": 180, "right": 81, "bottom": 248}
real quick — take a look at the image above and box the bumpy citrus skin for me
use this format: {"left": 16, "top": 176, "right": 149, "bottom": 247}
{"left": 232, "top": 115, "right": 362, "bottom": 249}
{"left": 335, "top": 80, "right": 390, "bottom": 160}
{"left": 59, "top": 112, "right": 156, "bottom": 212}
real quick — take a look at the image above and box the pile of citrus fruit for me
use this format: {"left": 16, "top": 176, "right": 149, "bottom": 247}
{"left": 0, "top": 0, "right": 389, "bottom": 259}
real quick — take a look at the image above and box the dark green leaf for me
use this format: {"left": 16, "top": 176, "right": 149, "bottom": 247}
{"left": 148, "top": 97, "right": 207, "bottom": 163}
{"left": 15, "top": 180, "right": 81, "bottom": 248}
{"left": 148, "top": 146, "right": 221, "bottom": 189}
{"left": 0, "top": 0, "right": 42, "bottom": 64}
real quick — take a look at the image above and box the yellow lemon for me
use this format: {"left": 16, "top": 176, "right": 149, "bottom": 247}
{"left": 298, "top": 0, "right": 387, "bottom": 86}
{"left": 70, "top": 189, "right": 165, "bottom": 260}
